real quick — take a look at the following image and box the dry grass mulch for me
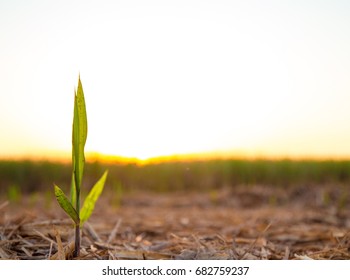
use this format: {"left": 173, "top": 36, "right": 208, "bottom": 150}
{"left": 1, "top": 185, "right": 350, "bottom": 260}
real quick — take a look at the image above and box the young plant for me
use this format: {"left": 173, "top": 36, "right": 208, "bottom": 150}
{"left": 54, "top": 77, "right": 108, "bottom": 258}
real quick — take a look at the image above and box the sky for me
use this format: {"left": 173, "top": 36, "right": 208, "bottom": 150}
{"left": 1, "top": 0, "right": 350, "bottom": 161}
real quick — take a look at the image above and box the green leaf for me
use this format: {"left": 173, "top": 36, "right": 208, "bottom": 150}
{"left": 72, "top": 77, "right": 87, "bottom": 194}
{"left": 54, "top": 185, "right": 79, "bottom": 225}
{"left": 80, "top": 170, "right": 108, "bottom": 226}
{"left": 70, "top": 173, "right": 76, "bottom": 205}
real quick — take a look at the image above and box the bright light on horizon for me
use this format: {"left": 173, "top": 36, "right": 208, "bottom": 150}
{"left": 1, "top": 0, "right": 350, "bottom": 161}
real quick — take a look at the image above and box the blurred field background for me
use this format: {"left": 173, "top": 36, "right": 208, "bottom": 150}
{"left": 1, "top": 158, "right": 350, "bottom": 208}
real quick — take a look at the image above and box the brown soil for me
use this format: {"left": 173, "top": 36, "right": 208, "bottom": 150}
{"left": 1, "top": 185, "right": 350, "bottom": 260}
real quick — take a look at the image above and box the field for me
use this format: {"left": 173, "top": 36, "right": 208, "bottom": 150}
{"left": 1, "top": 159, "right": 350, "bottom": 259}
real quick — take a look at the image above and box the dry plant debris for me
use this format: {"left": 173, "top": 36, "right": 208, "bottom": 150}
{"left": 1, "top": 185, "right": 350, "bottom": 260}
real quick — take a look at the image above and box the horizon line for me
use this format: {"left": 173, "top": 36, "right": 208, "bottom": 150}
{"left": 1, "top": 150, "right": 350, "bottom": 164}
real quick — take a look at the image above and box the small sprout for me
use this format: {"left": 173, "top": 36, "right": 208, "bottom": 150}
{"left": 111, "top": 181, "right": 123, "bottom": 208}
{"left": 54, "top": 77, "right": 108, "bottom": 258}
{"left": 7, "top": 184, "right": 21, "bottom": 203}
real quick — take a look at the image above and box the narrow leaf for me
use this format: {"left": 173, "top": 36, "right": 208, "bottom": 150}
{"left": 72, "top": 77, "right": 87, "bottom": 193}
{"left": 70, "top": 173, "right": 76, "bottom": 205}
{"left": 80, "top": 171, "right": 108, "bottom": 226}
{"left": 54, "top": 185, "right": 79, "bottom": 225}
{"left": 72, "top": 90, "right": 78, "bottom": 193}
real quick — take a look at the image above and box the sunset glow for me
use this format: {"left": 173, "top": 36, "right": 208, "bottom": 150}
{"left": 1, "top": 1, "right": 350, "bottom": 161}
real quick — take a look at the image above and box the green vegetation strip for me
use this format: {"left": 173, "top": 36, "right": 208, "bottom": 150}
{"left": 1, "top": 159, "right": 350, "bottom": 194}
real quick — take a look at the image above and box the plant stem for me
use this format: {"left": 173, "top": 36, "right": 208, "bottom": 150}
{"left": 73, "top": 191, "right": 80, "bottom": 258}
{"left": 74, "top": 223, "right": 80, "bottom": 258}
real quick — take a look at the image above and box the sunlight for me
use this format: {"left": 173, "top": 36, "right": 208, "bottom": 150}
{"left": 1, "top": 1, "right": 350, "bottom": 161}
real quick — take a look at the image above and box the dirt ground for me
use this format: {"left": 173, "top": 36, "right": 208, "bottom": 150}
{"left": 1, "top": 185, "right": 350, "bottom": 260}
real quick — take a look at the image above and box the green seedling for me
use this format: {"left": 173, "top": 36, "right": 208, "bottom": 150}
{"left": 54, "top": 77, "right": 108, "bottom": 258}
{"left": 209, "top": 189, "right": 219, "bottom": 206}
{"left": 111, "top": 181, "right": 123, "bottom": 208}
{"left": 338, "top": 187, "right": 348, "bottom": 211}
{"left": 7, "top": 184, "right": 21, "bottom": 203}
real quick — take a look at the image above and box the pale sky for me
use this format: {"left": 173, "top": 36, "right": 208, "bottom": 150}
{"left": 1, "top": 0, "right": 350, "bottom": 160}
